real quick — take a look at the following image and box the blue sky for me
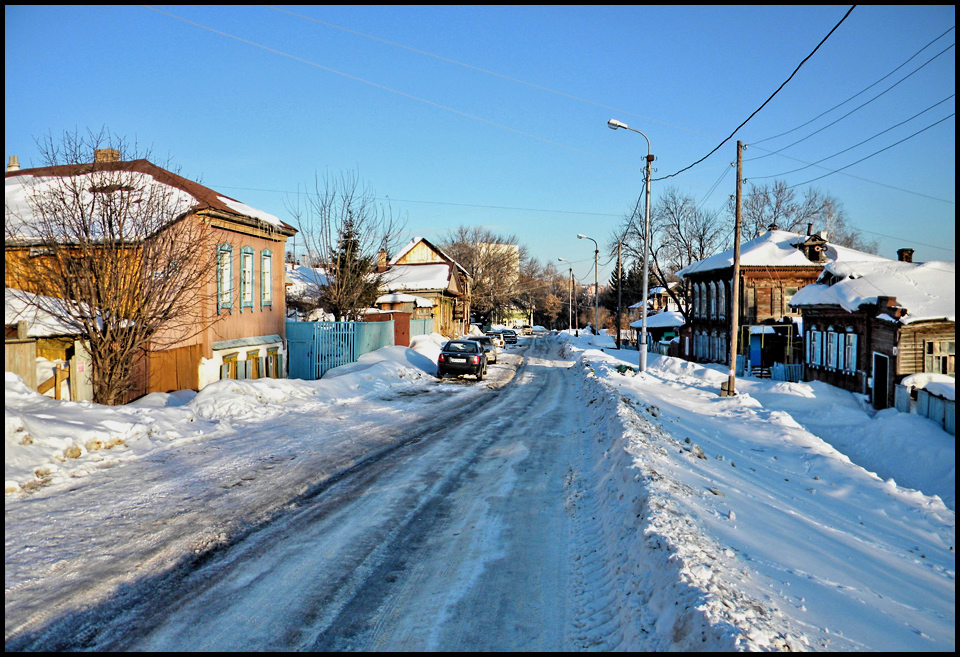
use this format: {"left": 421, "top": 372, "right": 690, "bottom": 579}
{"left": 5, "top": 5, "right": 955, "bottom": 285}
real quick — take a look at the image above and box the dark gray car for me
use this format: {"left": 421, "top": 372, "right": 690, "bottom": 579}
{"left": 437, "top": 340, "right": 488, "bottom": 380}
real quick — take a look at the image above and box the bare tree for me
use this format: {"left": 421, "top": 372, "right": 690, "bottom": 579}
{"left": 617, "top": 187, "right": 728, "bottom": 321}
{"left": 285, "top": 171, "right": 406, "bottom": 321}
{"left": 731, "top": 180, "right": 878, "bottom": 252}
{"left": 5, "top": 129, "right": 217, "bottom": 405}
{"left": 441, "top": 226, "right": 526, "bottom": 323}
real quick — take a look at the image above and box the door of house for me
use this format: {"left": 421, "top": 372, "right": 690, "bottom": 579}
{"left": 750, "top": 335, "right": 763, "bottom": 368}
{"left": 872, "top": 353, "right": 890, "bottom": 409}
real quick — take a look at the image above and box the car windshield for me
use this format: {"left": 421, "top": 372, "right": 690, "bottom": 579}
{"left": 444, "top": 341, "right": 479, "bottom": 353}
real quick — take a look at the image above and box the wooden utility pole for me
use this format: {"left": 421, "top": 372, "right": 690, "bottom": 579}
{"left": 722, "top": 141, "right": 744, "bottom": 397}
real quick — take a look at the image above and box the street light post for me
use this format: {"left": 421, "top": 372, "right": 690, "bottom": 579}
{"left": 558, "top": 257, "right": 573, "bottom": 331}
{"left": 577, "top": 234, "right": 599, "bottom": 335}
{"left": 607, "top": 118, "right": 654, "bottom": 372}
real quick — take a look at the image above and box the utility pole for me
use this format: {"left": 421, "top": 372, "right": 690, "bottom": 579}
{"left": 722, "top": 141, "right": 744, "bottom": 397}
{"left": 567, "top": 267, "right": 573, "bottom": 331}
{"left": 616, "top": 241, "right": 623, "bottom": 350}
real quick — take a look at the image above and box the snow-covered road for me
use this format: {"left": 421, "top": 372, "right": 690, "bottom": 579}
{"left": 119, "top": 337, "right": 586, "bottom": 650}
{"left": 7, "top": 338, "right": 632, "bottom": 650}
{"left": 6, "top": 333, "right": 954, "bottom": 651}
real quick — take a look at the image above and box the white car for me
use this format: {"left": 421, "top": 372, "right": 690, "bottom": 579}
{"left": 484, "top": 331, "right": 505, "bottom": 348}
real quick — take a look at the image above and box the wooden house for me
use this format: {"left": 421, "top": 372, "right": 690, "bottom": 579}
{"left": 5, "top": 153, "right": 297, "bottom": 401}
{"left": 381, "top": 237, "right": 472, "bottom": 337}
{"left": 676, "top": 227, "right": 886, "bottom": 376}
{"left": 789, "top": 253, "right": 955, "bottom": 409}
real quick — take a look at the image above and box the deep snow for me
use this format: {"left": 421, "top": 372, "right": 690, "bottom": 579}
{"left": 5, "top": 332, "right": 955, "bottom": 651}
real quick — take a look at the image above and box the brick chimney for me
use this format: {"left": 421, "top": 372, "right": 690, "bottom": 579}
{"left": 94, "top": 148, "right": 121, "bottom": 163}
{"left": 7, "top": 155, "right": 20, "bottom": 172}
{"left": 376, "top": 249, "right": 388, "bottom": 273}
{"left": 897, "top": 248, "right": 914, "bottom": 263}
{"left": 876, "top": 296, "right": 906, "bottom": 320}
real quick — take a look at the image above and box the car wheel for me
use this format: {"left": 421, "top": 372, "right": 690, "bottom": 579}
{"left": 436, "top": 370, "right": 444, "bottom": 379}
{"left": 476, "top": 368, "right": 484, "bottom": 381}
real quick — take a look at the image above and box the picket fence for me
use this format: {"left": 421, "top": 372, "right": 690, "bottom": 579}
{"left": 287, "top": 320, "right": 395, "bottom": 380}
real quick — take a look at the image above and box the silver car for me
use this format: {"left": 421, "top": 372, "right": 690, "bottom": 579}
{"left": 465, "top": 335, "right": 498, "bottom": 363}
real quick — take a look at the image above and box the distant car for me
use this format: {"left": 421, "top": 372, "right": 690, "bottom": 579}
{"left": 437, "top": 340, "right": 488, "bottom": 381}
{"left": 485, "top": 331, "right": 505, "bottom": 348}
{"left": 465, "top": 335, "right": 498, "bottom": 363}
{"left": 521, "top": 325, "right": 533, "bottom": 336}
{"left": 501, "top": 329, "right": 518, "bottom": 344}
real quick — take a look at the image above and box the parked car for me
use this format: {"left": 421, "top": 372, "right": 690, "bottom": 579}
{"left": 521, "top": 325, "right": 533, "bottom": 336}
{"left": 437, "top": 340, "right": 488, "bottom": 381}
{"left": 485, "top": 331, "right": 505, "bottom": 348}
{"left": 465, "top": 335, "right": 498, "bottom": 363}
{"left": 501, "top": 329, "right": 518, "bottom": 344}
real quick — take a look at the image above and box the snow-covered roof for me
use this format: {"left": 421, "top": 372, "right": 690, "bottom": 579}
{"left": 383, "top": 264, "right": 452, "bottom": 292}
{"left": 789, "top": 260, "right": 955, "bottom": 325}
{"left": 677, "top": 230, "right": 886, "bottom": 278}
{"left": 376, "top": 293, "right": 435, "bottom": 308}
{"left": 6, "top": 288, "right": 90, "bottom": 337}
{"left": 630, "top": 310, "right": 685, "bottom": 330}
{"left": 5, "top": 159, "right": 294, "bottom": 240}
{"left": 285, "top": 265, "right": 329, "bottom": 299}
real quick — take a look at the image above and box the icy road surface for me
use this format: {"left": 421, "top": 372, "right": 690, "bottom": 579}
{"left": 7, "top": 339, "right": 637, "bottom": 651}
{"left": 128, "top": 339, "right": 582, "bottom": 651}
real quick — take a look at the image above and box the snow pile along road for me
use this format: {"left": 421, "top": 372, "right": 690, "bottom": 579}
{"left": 4, "top": 334, "right": 448, "bottom": 495}
{"left": 558, "top": 333, "right": 954, "bottom": 651}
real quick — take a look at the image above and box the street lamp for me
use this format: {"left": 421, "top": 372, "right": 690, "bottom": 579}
{"left": 558, "top": 257, "right": 574, "bottom": 331}
{"left": 577, "top": 234, "right": 599, "bottom": 336}
{"left": 607, "top": 118, "right": 655, "bottom": 372}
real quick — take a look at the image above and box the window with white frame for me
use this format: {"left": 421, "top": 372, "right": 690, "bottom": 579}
{"left": 826, "top": 329, "right": 837, "bottom": 369}
{"left": 217, "top": 243, "right": 233, "bottom": 314}
{"left": 260, "top": 249, "right": 272, "bottom": 309}
{"left": 240, "top": 247, "right": 254, "bottom": 311}
{"left": 810, "top": 328, "right": 821, "bottom": 366}
{"left": 844, "top": 331, "right": 858, "bottom": 372}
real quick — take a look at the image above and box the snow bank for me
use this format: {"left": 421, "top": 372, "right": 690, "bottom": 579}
{"left": 4, "top": 333, "right": 449, "bottom": 496}
{"left": 557, "top": 334, "right": 955, "bottom": 651}
{"left": 4, "top": 372, "right": 216, "bottom": 494}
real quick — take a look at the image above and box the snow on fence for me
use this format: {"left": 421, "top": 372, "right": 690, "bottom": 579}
{"left": 286, "top": 319, "right": 396, "bottom": 380}
{"left": 894, "top": 383, "right": 955, "bottom": 436}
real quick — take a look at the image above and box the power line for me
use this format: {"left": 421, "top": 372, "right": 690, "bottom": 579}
{"left": 750, "top": 26, "right": 955, "bottom": 146}
{"left": 746, "top": 42, "right": 955, "bottom": 161}
{"left": 144, "top": 6, "right": 638, "bottom": 172}
{"left": 750, "top": 94, "right": 955, "bottom": 180}
{"left": 785, "top": 112, "right": 954, "bottom": 189}
{"left": 654, "top": 5, "right": 856, "bottom": 182}
{"left": 264, "top": 5, "right": 720, "bottom": 141}
{"left": 212, "top": 184, "right": 626, "bottom": 217}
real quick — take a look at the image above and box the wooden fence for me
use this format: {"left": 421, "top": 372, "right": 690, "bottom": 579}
{"left": 894, "top": 383, "right": 955, "bottom": 436}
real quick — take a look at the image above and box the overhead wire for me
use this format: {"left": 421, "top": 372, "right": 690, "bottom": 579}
{"left": 746, "top": 42, "right": 955, "bottom": 161}
{"left": 143, "top": 6, "right": 639, "bottom": 172}
{"left": 750, "top": 26, "right": 955, "bottom": 146}
{"left": 750, "top": 94, "right": 955, "bottom": 180}
{"left": 784, "top": 112, "right": 954, "bottom": 189}
{"left": 653, "top": 5, "right": 856, "bottom": 182}
{"left": 263, "top": 5, "right": 720, "bottom": 141}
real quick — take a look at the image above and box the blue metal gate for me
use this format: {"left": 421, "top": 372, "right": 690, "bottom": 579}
{"left": 286, "top": 320, "right": 394, "bottom": 380}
